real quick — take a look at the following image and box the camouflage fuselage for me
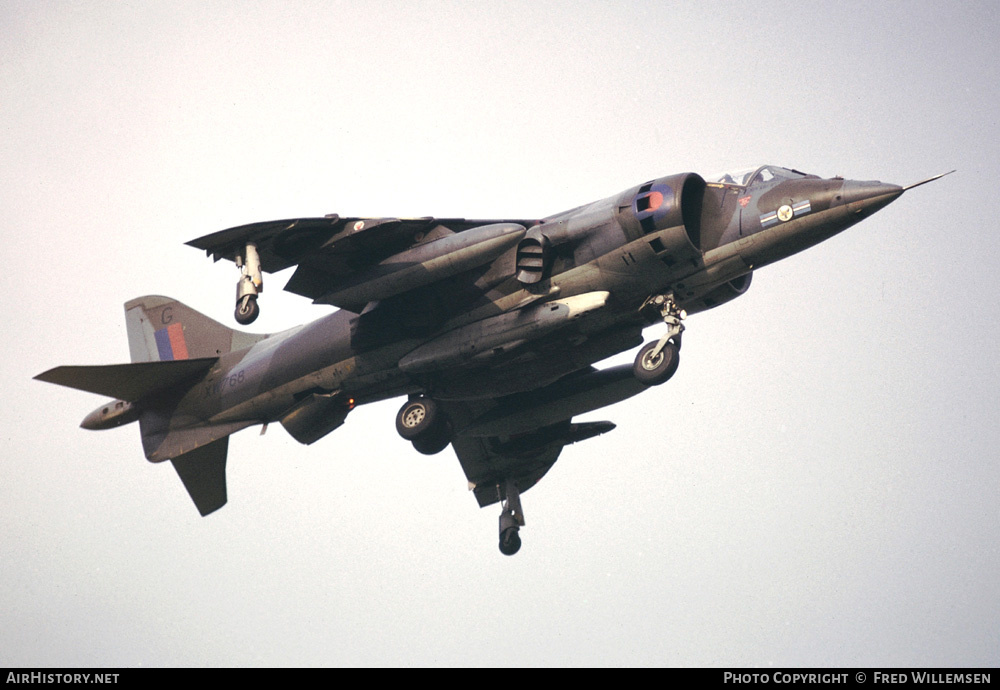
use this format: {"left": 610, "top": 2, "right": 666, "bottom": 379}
{"left": 165, "top": 168, "right": 901, "bottom": 446}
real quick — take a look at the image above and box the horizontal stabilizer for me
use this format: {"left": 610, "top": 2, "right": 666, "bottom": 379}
{"left": 170, "top": 436, "right": 229, "bottom": 516}
{"left": 35, "top": 358, "right": 217, "bottom": 401}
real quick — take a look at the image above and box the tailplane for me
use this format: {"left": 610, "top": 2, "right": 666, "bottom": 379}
{"left": 35, "top": 358, "right": 217, "bottom": 401}
{"left": 36, "top": 295, "right": 270, "bottom": 517}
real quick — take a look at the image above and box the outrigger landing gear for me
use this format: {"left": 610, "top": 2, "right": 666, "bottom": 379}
{"left": 497, "top": 479, "right": 524, "bottom": 556}
{"left": 234, "top": 242, "right": 263, "bottom": 325}
{"left": 634, "top": 293, "right": 685, "bottom": 386}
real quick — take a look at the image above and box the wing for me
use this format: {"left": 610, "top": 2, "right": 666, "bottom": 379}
{"left": 440, "top": 364, "right": 647, "bottom": 507}
{"left": 187, "top": 215, "right": 535, "bottom": 312}
{"left": 452, "top": 418, "right": 617, "bottom": 507}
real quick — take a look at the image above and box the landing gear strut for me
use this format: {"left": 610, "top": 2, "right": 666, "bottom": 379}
{"left": 634, "top": 293, "right": 685, "bottom": 386}
{"left": 497, "top": 479, "right": 524, "bottom": 556}
{"left": 234, "top": 242, "right": 263, "bottom": 325}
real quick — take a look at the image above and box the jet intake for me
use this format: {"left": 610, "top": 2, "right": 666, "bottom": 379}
{"left": 398, "top": 291, "right": 610, "bottom": 374}
{"left": 620, "top": 172, "right": 705, "bottom": 250}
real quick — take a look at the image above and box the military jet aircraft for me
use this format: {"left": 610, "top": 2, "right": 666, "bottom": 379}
{"left": 35, "top": 165, "right": 949, "bottom": 555}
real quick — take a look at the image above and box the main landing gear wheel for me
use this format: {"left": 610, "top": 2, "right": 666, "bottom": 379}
{"left": 411, "top": 421, "right": 453, "bottom": 455}
{"left": 633, "top": 340, "right": 680, "bottom": 386}
{"left": 396, "top": 397, "right": 440, "bottom": 440}
{"left": 396, "top": 396, "right": 453, "bottom": 454}
{"left": 234, "top": 295, "right": 260, "bottom": 325}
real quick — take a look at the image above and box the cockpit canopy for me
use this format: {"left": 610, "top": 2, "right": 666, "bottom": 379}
{"left": 706, "top": 165, "right": 815, "bottom": 187}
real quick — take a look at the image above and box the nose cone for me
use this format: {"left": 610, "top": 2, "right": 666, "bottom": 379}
{"left": 840, "top": 180, "right": 904, "bottom": 218}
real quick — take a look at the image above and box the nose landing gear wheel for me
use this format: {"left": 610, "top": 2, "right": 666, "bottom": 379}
{"left": 634, "top": 292, "right": 685, "bottom": 385}
{"left": 633, "top": 340, "right": 680, "bottom": 385}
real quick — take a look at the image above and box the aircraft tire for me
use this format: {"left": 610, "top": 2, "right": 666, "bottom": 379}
{"left": 235, "top": 297, "right": 260, "bottom": 325}
{"left": 499, "top": 527, "right": 521, "bottom": 556}
{"left": 411, "top": 422, "right": 452, "bottom": 455}
{"left": 396, "top": 397, "right": 441, "bottom": 441}
{"left": 633, "top": 340, "right": 679, "bottom": 386}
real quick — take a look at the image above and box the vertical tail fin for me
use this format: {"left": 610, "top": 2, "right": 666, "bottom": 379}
{"left": 124, "top": 295, "right": 268, "bottom": 363}
{"left": 122, "top": 296, "right": 267, "bottom": 516}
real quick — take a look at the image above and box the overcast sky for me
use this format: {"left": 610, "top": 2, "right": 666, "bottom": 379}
{"left": 3, "top": 0, "right": 998, "bottom": 667}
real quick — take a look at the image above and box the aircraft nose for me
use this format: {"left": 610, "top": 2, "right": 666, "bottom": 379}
{"left": 839, "top": 180, "right": 904, "bottom": 217}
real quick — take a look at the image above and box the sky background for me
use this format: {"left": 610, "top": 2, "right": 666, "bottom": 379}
{"left": 3, "top": 0, "right": 998, "bottom": 667}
